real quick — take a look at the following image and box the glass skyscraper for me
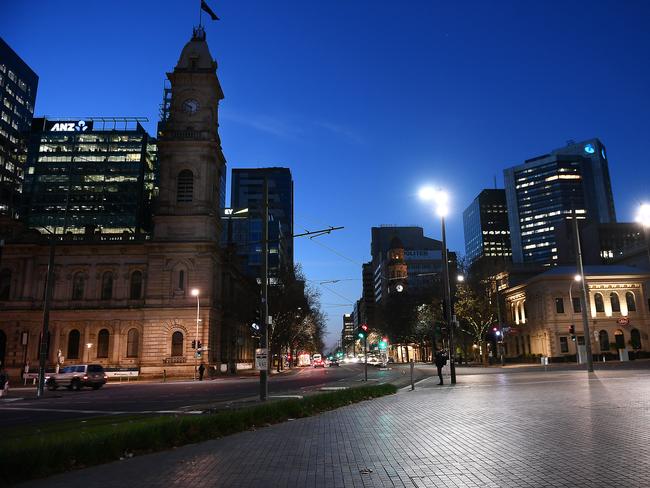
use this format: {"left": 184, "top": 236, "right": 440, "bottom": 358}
{"left": 0, "top": 37, "right": 38, "bottom": 219}
{"left": 22, "top": 117, "right": 156, "bottom": 235}
{"left": 231, "top": 167, "right": 294, "bottom": 268}
{"left": 504, "top": 138, "right": 616, "bottom": 266}
{"left": 463, "top": 189, "right": 511, "bottom": 264}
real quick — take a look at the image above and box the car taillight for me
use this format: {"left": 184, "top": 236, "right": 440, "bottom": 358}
{"left": 83, "top": 375, "right": 88, "bottom": 380}
{"left": 104, "top": 375, "right": 108, "bottom": 380}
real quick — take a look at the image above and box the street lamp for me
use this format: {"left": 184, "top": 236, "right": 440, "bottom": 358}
{"left": 635, "top": 203, "right": 650, "bottom": 264}
{"left": 568, "top": 274, "right": 582, "bottom": 362}
{"left": 419, "top": 186, "right": 456, "bottom": 384}
{"left": 191, "top": 288, "right": 200, "bottom": 381}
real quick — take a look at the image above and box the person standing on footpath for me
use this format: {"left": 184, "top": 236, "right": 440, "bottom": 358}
{"left": 0, "top": 367, "right": 8, "bottom": 398}
{"left": 198, "top": 362, "right": 205, "bottom": 381}
{"left": 434, "top": 350, "right": 448, "bottom": 385}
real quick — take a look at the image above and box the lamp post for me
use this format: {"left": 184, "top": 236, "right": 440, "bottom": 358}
{"left": 572, "top": 210, "right": 594, "bottom": 372}
{"left": 635, "top": 203, "right": 650, "bottom": 265}
{"left": 191, "top": 288, "right": 200, "bottom": 381}
{"left": 568, "top": 274, "right": 582, "bottom": 362}
{"left": 419, "top": 186, "right": 456, "bottom": 384}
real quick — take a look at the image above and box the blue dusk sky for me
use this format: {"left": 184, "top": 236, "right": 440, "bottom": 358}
{"left": 3, "top": 1, "right": 650, "bottom": 349}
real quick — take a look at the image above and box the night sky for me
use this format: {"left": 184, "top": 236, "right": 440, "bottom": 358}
{"left": 3, "top": 0, "right": 650, "bottom": 348}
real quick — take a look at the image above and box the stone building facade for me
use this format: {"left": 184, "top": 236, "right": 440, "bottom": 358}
{"left": 0, "top": 28, "right": 255, "bottom": 379}
{"left": 503, "top": 266, "right": 650, "bottom": 360}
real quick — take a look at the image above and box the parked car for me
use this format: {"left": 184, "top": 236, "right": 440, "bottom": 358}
{"left": 46, "top": 364, "right": 107, "bottom": 391}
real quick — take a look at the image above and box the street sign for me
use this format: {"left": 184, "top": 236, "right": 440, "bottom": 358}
{"left": 255, "top": 348, "right": 268, "bottom": 370}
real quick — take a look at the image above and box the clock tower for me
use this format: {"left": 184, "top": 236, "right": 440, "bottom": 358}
{"left": 154, "top": 26, "right": 226, "bottom": 242}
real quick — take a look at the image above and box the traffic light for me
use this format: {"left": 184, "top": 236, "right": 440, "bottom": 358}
{"left": 191, "top": 340, "right": 197, "bottom": 349}
{"left": 569, "top": 325, "right": 576, "bottom": 341}
{"left": 197, "top": 340, "right": 202, "bottom": 350}
{"left": 358, "top": 323, "right": 369, "bottom": 340}
{"left": 378, "top": 337, "right": 388, "bottom": 350}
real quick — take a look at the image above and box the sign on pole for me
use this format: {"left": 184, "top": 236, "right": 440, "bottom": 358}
{"left": 255, "top": 348, "right": 268, "bottom": 370}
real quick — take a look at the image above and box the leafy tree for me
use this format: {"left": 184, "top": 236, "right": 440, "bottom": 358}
{"left": 454, "top": 281, "right": 496, "bottom": 365}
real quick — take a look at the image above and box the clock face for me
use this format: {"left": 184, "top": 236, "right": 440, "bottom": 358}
{"left": 182, "top": 99, "right": 199, "bottom": 114}
{"left": 395, "top": 284, "right": 404, "bottom": 293}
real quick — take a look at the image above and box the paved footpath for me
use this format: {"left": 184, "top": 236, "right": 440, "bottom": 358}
{"left": 19, "top": 368, "right": 650, "bottom": 488}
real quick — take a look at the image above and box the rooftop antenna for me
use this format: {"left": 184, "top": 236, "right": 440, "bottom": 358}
{"left": 493, "top": 174, "right": 497, "bottom": 189}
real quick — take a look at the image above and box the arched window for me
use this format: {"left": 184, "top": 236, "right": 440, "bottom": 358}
{"left": 626, "top": 292, "right": 636, "bottom": 312}
{"left": 631, "top": 328, "right": 642, "bottom": 350}
{"left": 0, "top": 268, "right": 11, "bottom": 300}
{"left": 178, "top": 270, "right": 185, "bottom": 291}
{"left": 72, "top": 272, "right": 85, "bottom": 300}
{"left": 130, "top": 271, "right": 143, "bottom": 299}
{"left": 126, "top": 328, "right": 139, "bottom": 358}
{"left": 614, "top": 329, "right": 625, "bottom": 349}
{"left": 177, "top": 170, "right": 193, "bottom": 202}
{"left": 171, "top": 331, "right": 184, "bottom": 356}
{"left": 101, "top": 272, "right": 113, "bottom": 300}
{"left": 599, "top": 330, "right": 610, "bottom": 351}
{"left": 67, "top": 329, "right": 81, "bottom": 359}
{"left": 97, "top": 329, "right": 110, "bottom": 358}
{"left": 594, "top": 293, "right": 605, "bottom": 313}
{"left": 610, "top": 293, "right": 621, "bottom": 313}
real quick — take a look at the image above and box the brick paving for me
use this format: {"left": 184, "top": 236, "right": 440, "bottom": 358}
{"left": 18, "top": 369, "right": 650, "bottom": 488}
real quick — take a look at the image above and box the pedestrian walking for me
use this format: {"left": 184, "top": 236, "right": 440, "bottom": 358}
{"left": 434, "top": 350, "right": 448, "bottom": 385}
{"left": 198, "top": 362, "right": 205, "bottom": 381}
{"left": 0, "top": 368, "right": 8, "bottom": 398}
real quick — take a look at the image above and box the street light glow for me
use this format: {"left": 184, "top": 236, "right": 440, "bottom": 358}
{"left": 636, "top": 203, "right": 650, "bottom": 227}
{"left": 418, "top": 186, "right": 450, "bottom": 217}
{"left": 574, "top": 274, "right": 582, "bottom": 282}
{"left": 457, "top": 275, "right": 465, "bottom": 282}
{"left": 191, "top": 288, "right": 200, "bottom": 297}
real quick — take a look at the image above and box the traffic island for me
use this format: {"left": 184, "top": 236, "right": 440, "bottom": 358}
{"left": 0, "top": 383, "right": 396, "bottom": 486}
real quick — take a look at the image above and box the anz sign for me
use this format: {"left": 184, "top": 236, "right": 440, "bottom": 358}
{"left": 46, "top": 120, "right": 93, "bottom": 132}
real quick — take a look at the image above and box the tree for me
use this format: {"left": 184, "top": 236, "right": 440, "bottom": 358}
{"left": 268, "top": 264, "right": 325, "bottom": 371}
{"left": 454, "top": 282, "right": 496, "bottom": 365}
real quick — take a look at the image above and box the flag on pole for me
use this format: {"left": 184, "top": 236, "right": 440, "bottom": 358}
{"left": 201, "top": 1, "right": 219, "bottom": 21}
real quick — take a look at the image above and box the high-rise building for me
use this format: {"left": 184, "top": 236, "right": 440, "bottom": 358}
{"left": 504, "top": 138, "right": 616, "bottom": 266}
{"left": 463, "top": 189, "right": 511, "bottom": 263}
{"left": 341, "top": 313, "right": 354, "bottom": 355}
{"left": 221, "top": 207, "right": 285, "bottom": 281}
{"left": 22, "top": 117, "right": 156, "bottom": 235}
{"left": 0, "top": 37, "right": 38, "bottom": 219}
{"left": 231, "top": 167, "right": 294, "bottom": 267}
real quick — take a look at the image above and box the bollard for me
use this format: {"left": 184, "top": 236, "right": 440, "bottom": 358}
{"left": 410, "top": 359, "right": 415, "bottom": 390}
{"left": 162, "top": 369, "right": 166, "bottom": 383}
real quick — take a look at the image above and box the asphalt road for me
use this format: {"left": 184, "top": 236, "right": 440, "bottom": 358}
{"left": 0, "top": 363, "right": 433, "bottom": 428}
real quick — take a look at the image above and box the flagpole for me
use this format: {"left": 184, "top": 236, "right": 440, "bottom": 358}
{"left": 199, "top": 0, "right": 203, "bottom": 27}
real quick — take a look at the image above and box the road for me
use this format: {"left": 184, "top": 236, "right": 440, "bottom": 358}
{"left": 5, "top": 360, "right": 648, "bottom": 428}
{"left": 0, "top": 363, "right": 433, "bottom": 428}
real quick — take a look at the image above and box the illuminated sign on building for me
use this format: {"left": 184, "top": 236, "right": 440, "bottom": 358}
{"left": 45, "top": 120, "right": 93, "bottom": 132}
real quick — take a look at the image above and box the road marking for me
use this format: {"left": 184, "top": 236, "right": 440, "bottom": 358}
{"left": 400, "top": 376, "right": 436, "bottom": 391}
{"left": 0, "top": 398, "right": 24, "bottom": 403}
{"left": 320, "top": 387, "right": 348, "bottom": 391}
{"left": 270, "top": 395, "right": 303, "bottom": 399}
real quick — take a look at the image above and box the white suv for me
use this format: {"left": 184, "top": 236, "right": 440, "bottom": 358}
{"left": 46, "top": 364, "right": 107, "bottom": 391}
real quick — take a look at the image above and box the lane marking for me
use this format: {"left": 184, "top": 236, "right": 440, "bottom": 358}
{"left": 0, "top": 407, "right": 204, "bottom": 415}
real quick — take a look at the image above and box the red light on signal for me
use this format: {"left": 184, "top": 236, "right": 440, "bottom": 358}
{"left": 361, "top": 324, "right": 368, "bottom": 331}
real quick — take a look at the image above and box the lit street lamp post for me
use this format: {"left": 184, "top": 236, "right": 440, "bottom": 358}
{"left": 419, "top": 187, "right": 456, "bottom": 384}
{"left": 572, "top": 210, "right": 594, "bottom": 372}
{"left": 568, "top": 273, "right": 582, "bottom": 363}
{"left": 191, "top": 288, "right": 200, "bottom": 381}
